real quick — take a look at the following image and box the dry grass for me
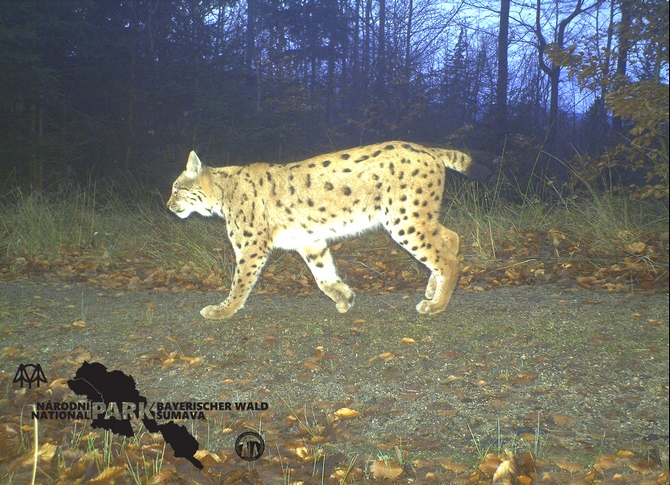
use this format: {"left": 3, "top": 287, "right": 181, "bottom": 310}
{"left": 0, "top": 172, "right": 667, "bottom": 280}
{"left": 442, "top": 174, "right": 668, "bottom": 271}
{"left": 0, "top": 184, "right": 229, "bottom": 274}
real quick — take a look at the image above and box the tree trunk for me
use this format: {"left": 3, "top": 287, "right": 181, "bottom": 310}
{"left": 350, "top": 0, "right": 361, "bottom": 112}
{"left": 535, "top": 0, "right": 597, "bottom": 180}
{"left": 246, "top": 0, "right": 256, "bottom": 71}
{"left": 363, "top": 0, "right": 371, "bottom": 88}
{"left": 401, "top": 0, "right": 413, "bottom": 105}
{"left": 495, "top": 0, "right": 510, "bottom": 146}
{"left": 612, "top": 0, "right": 630, "bottom": 136}
{"left": 377, "top": 0, "right": 386, "bottom": 92}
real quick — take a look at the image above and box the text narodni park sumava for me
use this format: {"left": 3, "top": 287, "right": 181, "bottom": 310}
{"left": 30, "top": 362, "right": 268, "bottom": 469}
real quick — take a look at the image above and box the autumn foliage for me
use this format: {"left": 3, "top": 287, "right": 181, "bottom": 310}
{"left": 550, "top": 0, "right": 669, "bottom": 200}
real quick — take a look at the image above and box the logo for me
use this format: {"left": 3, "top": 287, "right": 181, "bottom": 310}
{"left": 22, "top": 361, "right": 271, "bottom": 470}
{"left": 13, "top": 364, "right": 47, "bottom": 388}
{"left": 65, "top": 361, "right": 204, "bottom": 469}
{"left": 235, "top": 431, "right": 265, "bottom": 461}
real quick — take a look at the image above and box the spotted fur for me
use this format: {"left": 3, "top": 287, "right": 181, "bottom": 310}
{"left": 167, "top": 141, "right": 488, "bottom": 319}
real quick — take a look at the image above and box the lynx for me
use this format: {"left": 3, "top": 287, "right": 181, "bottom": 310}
{"left": 167, "top": 141, "right": 489, "bottom": 319}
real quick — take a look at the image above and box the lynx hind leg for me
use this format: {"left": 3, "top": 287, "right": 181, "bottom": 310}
{"left": 201, "top": 304, "right": 233, "bottom": 319}
{"left": 425, "top": 227, "right": 459, "bottom": 299}
{"left": 297, "top": 243, "right": 355, "bottom": 313}
{"left": 387, "top": 221, "right": 459, "bottom": 314}
{"left": 201, "top": 249, "right": 269, "bottom": 319}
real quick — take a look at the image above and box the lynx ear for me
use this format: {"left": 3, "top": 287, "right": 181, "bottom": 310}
{"left": 186, "top": 151, "right": 203, "bottom": 175}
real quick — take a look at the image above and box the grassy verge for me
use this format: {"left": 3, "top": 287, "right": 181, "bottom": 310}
{"left": 0, "top": 184, "right": 230, "bottom": 273}
{"left": 443, "top": 175, "right": 668, "bottom": 273}
{"left": 0, "top": 174, "right": 667, "bottom": 289}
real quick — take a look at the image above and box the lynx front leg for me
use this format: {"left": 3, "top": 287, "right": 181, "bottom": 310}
{"left": 201, "top": 248, "right": 269, "bottom": 319}
{"left": 297, "top": 242, "right": 355, "bottom": 313}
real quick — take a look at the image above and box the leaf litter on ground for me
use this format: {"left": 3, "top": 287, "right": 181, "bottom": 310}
{"left": 0, "top": 227, "right": 668, "bottom": 484}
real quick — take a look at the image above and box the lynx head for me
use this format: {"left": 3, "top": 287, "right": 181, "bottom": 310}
{"left": 167, "top": 151, "right": 216, "bottom": 218}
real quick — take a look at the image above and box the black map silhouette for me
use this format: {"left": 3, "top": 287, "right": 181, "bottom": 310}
{"left": 68, "top": 361, "right": 203, "bottom": 469}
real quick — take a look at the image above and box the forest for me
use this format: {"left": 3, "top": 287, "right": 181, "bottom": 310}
{"left": 0, "top": 0, "right": 667, "bottom": 194}
{"left": 0, "top": 2, "right": 668, "bottom": 484}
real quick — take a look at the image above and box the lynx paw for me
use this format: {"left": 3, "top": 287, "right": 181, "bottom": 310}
{"left": 322, "top": 282, "right": 355, "bottom": 313}
{"left": 416, "top": 299, "right": 447, "bottom": 315}
{"left": 200, "top": 304, "right": 236, "bottom": 319}
{"left": 335, "top": 291, "right": 355, "bottom": 313}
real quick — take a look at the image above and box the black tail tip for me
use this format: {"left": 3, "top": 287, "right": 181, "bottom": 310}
{"left": 465, "top": 162, "right": 492, "bottom": 180}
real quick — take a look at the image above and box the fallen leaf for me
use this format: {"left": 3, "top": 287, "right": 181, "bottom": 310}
{"left": 435, "top": 457, "right": 469, "bottom": 473}
{"left": 147, "top": 470, "right": 175, "bottom": 484}
{"left": 553, "top": 414, "right": 577, "bottom": 427}
{"left": 294, "top": 445, "right": 311, "bottom": 460}
{"left": 593, "top": 455, "right": 618, "bottom": 472}
{"left": 89, "top": 466, "right": 126, "bottom": 482}
{"left": 479, "top": 453, "right": 503, "bottom": 476}
{"left": 539, "top": 471, "right": 557, "bottom": 483}
{"left": 626, "top": 458, "right": 658, "bottom": 475}
{"left": 554, "top": 460, "right": 584, "bottom": 473}
{"left": 194, "top": 449, "right": 221, "bottom": 468}
{"left": 655, "top": 471, "right": 669, "bottom": 484}
{"left": 492, "top": 458, "right": 517, "bottom": 484}
{"left": 334, "top": 408, "right": 360, "bottom": 419}
{"left": 625, "top": 242, "right": 646, "bottom": 253}
{"left": 582, "top": 467, "right": 603, "bottom": 484}
{"left": 369, "top": 460, "right": 403, "bottom": 479}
